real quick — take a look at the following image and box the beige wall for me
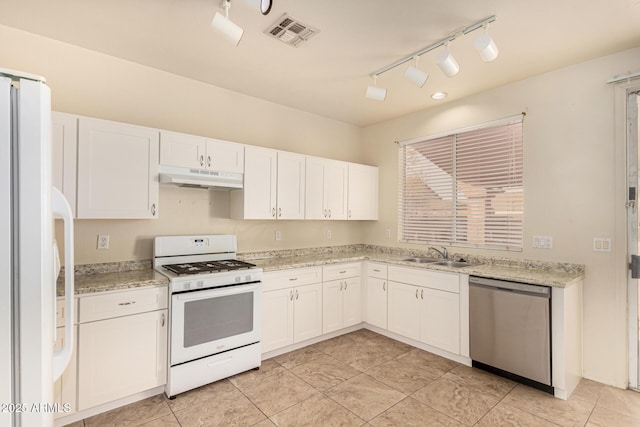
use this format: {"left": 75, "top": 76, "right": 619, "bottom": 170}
{"left": 361, "top": 47, "right": 640, "bottom": 388}
{"left": 0, "top": 24, "right": 366, "bottom": 264}
{"left": 3, "top": 22, "right": 640, "bottom": 389}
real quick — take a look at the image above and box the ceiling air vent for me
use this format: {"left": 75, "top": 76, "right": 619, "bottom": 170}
{"left": 264, "top": 13, "right": 319, "bottom": 47}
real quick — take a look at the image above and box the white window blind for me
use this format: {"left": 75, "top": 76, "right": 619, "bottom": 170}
{"left": 399, "top": 116, "right": 524, "bottom": 251}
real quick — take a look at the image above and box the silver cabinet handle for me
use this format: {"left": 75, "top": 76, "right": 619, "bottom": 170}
{"left": 339, "top": 270, "right": 347, "bottom": 274}
{"left": 383, "top": 281, "right": 386, "bottom": 291}
{"left": 161, "top": 313, "right": 165, "bottom": 327}
{"left": 278, "top": 207, "right": 282, "bottom": 218}
{"left": 328, "top": 209, "right": 332, "bottom": 218}
{"left": 118, "top": 301, "right": 136, "bottom": 306}
{"left": 323, "top": 209, "right": 327, "bottom": 218}
{"left": 373, "top": 269, "right": 381, "bottom": 272}
{"left": 207, "top": 155, "right": 211, "bottom": 168}
{"left": 200, "top": 155, "right": 204, "bottom": 166}
{"left": 151, "top": 203, "right": 156, "bottom": 216}
{"left": 339, "top": 282, "right": 343, "bottom": 291}
{"left": 421, "top": 289, "right": 424, "bottom": 299}
{"left": 348, "top": 209, "right": 351, "bottom": 218}
{"left": 289, "top": 290, "right": 293, "bottom": 300}
{"left": 344, "top": 281, "right": 348, "bottom": 290}
{"left": 289, "top": 277, "right": 298, "bottom": 281}
{"left": 295, "top": 289, "right": 299, "bottom": 300}
{"left": 415, "top": 289, "right": 419, "bottom": 299}
{"left": 272, "top": 207, "right": 276, "bottom": 218}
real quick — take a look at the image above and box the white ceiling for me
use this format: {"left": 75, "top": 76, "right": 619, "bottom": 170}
{"left": 2, "top": 0, "right": 640, "bottom": 126}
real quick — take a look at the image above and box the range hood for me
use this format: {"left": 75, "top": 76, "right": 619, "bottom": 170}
{"left": 158, "top": 165, "right": 243, "bottom": 189}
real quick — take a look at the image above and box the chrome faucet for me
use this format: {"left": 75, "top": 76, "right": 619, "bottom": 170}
{"left": 429, "top": 246, "right": 448, "bottom": 259}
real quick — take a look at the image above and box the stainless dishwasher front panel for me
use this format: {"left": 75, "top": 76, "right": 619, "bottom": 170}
{"left": 469, "top": 276, "right": 551, "bottom": 386}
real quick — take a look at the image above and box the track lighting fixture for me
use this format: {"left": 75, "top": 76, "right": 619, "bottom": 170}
{"left": 365, "top": 76, "right": 387, "bottom": 101}
{"left": 474, "top": 23, "right": 499, "bottom": 62}
{"left": 260, "top": 0, "right": 273, "bottom": 15}
{"left": 211, "top": 0, "right": 244, "bottom": 46}
{"left": 435, "top": 41, "right": 459, "bottom": 77}
{"left": 365, "top": 15, "right": 498, "bottom": 101}
{"left": 404, "top": 56, "right": 429, "bottom": 88}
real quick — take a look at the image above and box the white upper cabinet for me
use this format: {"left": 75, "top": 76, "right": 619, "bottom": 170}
{"left": 160, "top": 131, "right": 244, "bottom": 173}
{"left": 51, "top": 112, "right": 78, "bottom": 217}
{"left": 77, "top": 117, "right": 159, "bottom": 219}
{"left": 231, "top": 147, "right": 305, "bottom": 220}
{"left": 305, "top": 156, "right": 348, "bottom": 220}
{"left": 347, "top": 163, "right": 378, "bottom": 220}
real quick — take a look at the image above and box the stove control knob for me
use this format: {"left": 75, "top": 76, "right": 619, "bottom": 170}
{"left": 245, "top": 275, "right": 252, "bottom": 282}
{"left": 197, "top": 280, "right": 204, "bottom": 288}
{"left": 235, "top": 276, "right": 241, "bottom": 283}
{"left": 184, "top": 282, "right": 192, "bottom": 290}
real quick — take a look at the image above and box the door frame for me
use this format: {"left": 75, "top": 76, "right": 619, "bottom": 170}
{"left": 621, "top": 82, "right": 640, "bottom": 389}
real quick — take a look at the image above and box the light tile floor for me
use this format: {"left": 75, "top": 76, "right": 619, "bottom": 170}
{"left": 69, "top": 330, "right": 640, "bottom": 426}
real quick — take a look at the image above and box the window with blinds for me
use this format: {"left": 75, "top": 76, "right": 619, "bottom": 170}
{"left": 399, "top": 116, "right": 524, "bottom": 251}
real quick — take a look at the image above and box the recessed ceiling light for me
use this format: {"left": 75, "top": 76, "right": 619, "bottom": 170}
{"left": 431, "top": 92, "right": 448, "bottom": 100}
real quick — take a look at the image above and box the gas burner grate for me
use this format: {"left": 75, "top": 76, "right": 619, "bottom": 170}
{"left": 163, "top": 259, "right": 256, "bottom": 276}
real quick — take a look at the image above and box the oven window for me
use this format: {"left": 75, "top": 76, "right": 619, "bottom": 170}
{"left": 183, "top": 292, "right": 254, "bottom": 348}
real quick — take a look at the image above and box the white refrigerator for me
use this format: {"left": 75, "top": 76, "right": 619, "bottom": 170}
{"left": 0, "top": 68, "right": 75, "bottom": 427}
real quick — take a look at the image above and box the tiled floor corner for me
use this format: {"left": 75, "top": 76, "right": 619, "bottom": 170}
{"left": 71, "top": 330, "right": 640, "bottom": 426}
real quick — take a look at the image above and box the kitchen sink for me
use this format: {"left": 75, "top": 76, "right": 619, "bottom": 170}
{"left": 432, "top": 260, "right": 473, "bottom": 268}
{"left": 399, "top": 257, "right": 440, "bottom": 263}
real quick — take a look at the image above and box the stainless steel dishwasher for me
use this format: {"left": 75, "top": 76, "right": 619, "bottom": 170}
{"left": 469, "top": 276, "right": 553, "bottom": 393}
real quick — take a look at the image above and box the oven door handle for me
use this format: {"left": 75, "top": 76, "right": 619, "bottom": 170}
{"left": 173, "top": 283, "right": 260, "bottom": 301}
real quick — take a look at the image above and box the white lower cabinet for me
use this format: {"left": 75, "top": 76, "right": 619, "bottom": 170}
{"left": 322, "top": 263, "right": 362, "bottom": 334}
{"left": 54, "top": 298, "right": 76, "bottom": 419}
{"left": 387, "top": 266, "right": 460, "bottom": 354}
{"left": 366, "top": 262, "right": 388, "bottom": 329}
{"left": 76, "top": 287, "right": 168, "bottom": 410}
{"left": 262, "top": 267, "right": 323, "bottom": 353}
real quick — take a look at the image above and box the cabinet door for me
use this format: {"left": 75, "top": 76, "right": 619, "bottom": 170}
{"left": 387, "top": 281, "right": 419, "bottom": 340}
{"left": 77, "top": 118, "right": 159, "bottom": 219}
{"left": 322, "top": 279, "right": 342, "bottom": 334}
{"left": 262, "top": 288, "right": 294, "bottom": 353}
{"left": 367, "top": 277, "right": 387, "bottom": 329}
{"left": 51, "top": 112, "right": 77, "bottom": 217}
{"left": 53, "top": 326, "right": 76, "bottom": 419}
{"left": 324, "top": 160, "right": 348, "bottom": 220}
{"left": 348, "top": 163, "right": 378, "bottom": 220}
{"left": 342, "top": 277, "right": 362, "bottom": 328}
{"left": 77, "top": 309, "right": 167, "bottom": 410}
{"left": 293, "top": 283, "right": 323, "bottom": 343}
{"left": 240, "top": 146, "right": 277, "bottom": 219}
{"left": 276, "top": 151, "right": 305, "bottom": 219}
{"left": 159, "top": 131, "right": 206, "bottom": 168}
{"left": 206, "top": 138, "right": 244, "bottom": 173}
{"left": 419, "top": 288, "right": 460, "bottom": 354}
{"left": 304, "top": 156, "right": 325, "bottom": 219}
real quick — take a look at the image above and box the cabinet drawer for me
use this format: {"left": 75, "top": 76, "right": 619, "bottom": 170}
{"left": 78, "top": 286, "right": 168, "bottom": 323}
{"left": 262, "top": 267, "right": 322, "bottom": 292}
{"left": 388, "top": 266, "right": 459, "bottom": 294}
{"left": 323, "top": 262, "right": 362, "bottom": 281}
{"left": 367, "top": 262, "right": 387, "bottom": 279}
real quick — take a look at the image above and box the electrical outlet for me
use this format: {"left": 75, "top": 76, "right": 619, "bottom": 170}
{"left": 97, "top": 234, "right": 109, "bottom": 250}
{"left": 385, "top": 229, "right": 391, "bottom": 239}
{"left": 532, "top": 235, "right": 553, "bottom": 249}
{"left": 593, "top": 237, "right": 611, "bottom": 252}
{"left": 274, "top": 230, "right": 282, "bottom": 241}
{"left": 326, "top": 230, "right": 332, "bottom": 239}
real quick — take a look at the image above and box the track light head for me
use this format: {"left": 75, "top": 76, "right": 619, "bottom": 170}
{"left": 211, "top": 0, "right": 244, "bottom": 46}
{"left": 474, "top": 26, "right": 499, "bottom": 62}
{"left": 435, "top": 44, "right": 459, "bottom": 77}
{"left": 404, "top": 57, "right": 429, "bottom": 88}
{"left": 365, "top": 76, "right": 387, "bottom": 101}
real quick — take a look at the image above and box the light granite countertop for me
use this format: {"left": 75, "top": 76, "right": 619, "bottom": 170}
{"left": 56, "top": 261, "right": 168, "bottom": 297}
{"left": 241, "top": 246, "right": 584, "bottom": 288}
{"left": 58, "top": 245, "right": 584, "bottom": 296}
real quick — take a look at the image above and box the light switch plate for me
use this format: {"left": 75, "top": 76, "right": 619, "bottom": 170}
{"left": 593, "top": 237, "right": 611, "bottom": 252}
{"left": 97, "top": 235, "right": 109, "bottom": 250}
{"left": 532, "top": 235, "right": 553, "bottom": 249}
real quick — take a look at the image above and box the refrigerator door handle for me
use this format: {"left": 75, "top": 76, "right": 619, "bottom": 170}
{"left": 52, "top": 187, "right": 74, "bottom": 381}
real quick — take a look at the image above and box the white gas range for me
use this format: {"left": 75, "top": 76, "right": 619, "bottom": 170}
{"left": 153, "top": 235, "right": 262, "bottom": 399}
